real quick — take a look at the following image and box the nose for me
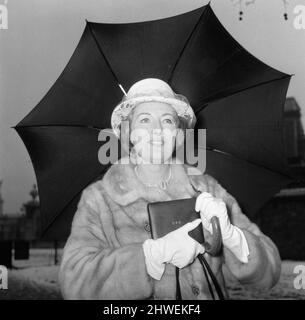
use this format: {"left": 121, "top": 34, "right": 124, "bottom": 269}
{"left": 153, "top": 128, "right": 162, "bottom": 135}
{"left": 151, "top": 119, "right": 162, "bottom": 135}
{"left": 150, "top": 122, "right": 163, "bottom": 143}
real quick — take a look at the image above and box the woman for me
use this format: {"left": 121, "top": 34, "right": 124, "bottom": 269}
{"left": 59, "top": 78, "right": 281, "bottom": 300}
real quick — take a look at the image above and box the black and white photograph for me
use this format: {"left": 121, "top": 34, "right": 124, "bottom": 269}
{"left": 1, "top": 0, "right": 305, "bottom": 305}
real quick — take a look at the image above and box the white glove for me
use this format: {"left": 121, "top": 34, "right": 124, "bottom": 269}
{"left": 142, "top": 219, "right": 205, "bottom": 280}
{"left": 195, "top": 192, "right": 249, "bottom": 263}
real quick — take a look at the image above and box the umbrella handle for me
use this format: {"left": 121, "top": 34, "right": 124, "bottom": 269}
{"left": 203, "top": 216, "right": 222, "bottom": 256}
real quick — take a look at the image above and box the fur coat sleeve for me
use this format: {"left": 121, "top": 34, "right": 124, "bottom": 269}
{"left": 58, "top": 183, "right": 154, "bottom": 300}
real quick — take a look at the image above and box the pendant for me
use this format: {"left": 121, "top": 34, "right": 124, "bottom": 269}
{"left": 160, "top": 181, "right": 167, "bottom": 190}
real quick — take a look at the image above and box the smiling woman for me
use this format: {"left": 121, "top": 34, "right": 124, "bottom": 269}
{"left": 59, "top": 78, "right": 281, "bottom": 300}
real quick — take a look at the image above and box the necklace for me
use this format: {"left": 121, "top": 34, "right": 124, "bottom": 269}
{"left": 134, "top": 165, "right": 172, "bottom": 190}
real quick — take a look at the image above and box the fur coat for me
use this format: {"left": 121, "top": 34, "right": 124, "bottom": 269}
{"left": 59, "top": 159, "right": 281, "bottom": 300}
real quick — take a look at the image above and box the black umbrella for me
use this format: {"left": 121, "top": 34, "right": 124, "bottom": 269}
{"left": 15, "top": 3, "right": 292, "bottom": 241}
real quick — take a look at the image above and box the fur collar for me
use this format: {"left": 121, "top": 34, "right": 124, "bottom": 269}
{"left": 101, "top": 158, "right": 199, "bottom": 206}
{"left": 100, "top": 157, "right": 235, "bottom": 213}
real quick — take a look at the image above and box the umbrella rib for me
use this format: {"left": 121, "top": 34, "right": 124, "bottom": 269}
{"left": 194, "top": 74, "right": 291, "bottom": 115}
{"left": 204, "top": 147, "right": 293, "bottom": 180}
{"left": 87, "top": 21, "right": 126, "bottom": 96}
{"left": 167, "top": 6, "right": 208, "bottom": 85}
{"left": 13, "top": 124, "right": 107, "bottom": 131}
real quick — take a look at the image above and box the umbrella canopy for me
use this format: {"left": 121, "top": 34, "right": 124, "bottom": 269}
{"left": 15, "top": 3, "right": 292, "bottom": 241}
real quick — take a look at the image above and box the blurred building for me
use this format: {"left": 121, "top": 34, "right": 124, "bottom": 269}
{"left": 0, "top": 180, "right": 3, "bottom": 216}
{"left": 0, "top": 184, "right": 40, "bottom": 241}
{"left": 283, "top": 97, "right": 305, "bottom": 166}
{"left": 257, "top": 97, "right": 305, "bottom": 260}
{"left": 282, "top": 97, "right": 305, "bottom": 185}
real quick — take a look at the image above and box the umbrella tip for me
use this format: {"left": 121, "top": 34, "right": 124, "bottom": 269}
{"left": 118, "top": 84, "right": 127, "bottom": 96}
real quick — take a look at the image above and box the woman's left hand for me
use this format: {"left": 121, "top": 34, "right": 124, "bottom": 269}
{"left": 195, "top": 192, "right": 250, "bottom": 263}
{"left": 195, "top": 192, "right": 234, "bottom": 241}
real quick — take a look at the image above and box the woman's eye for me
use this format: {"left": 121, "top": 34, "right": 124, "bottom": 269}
{"left": 139, "top": 117, "right": 150, "bottom": 123}
{"left": 163, "top": 118, "right": 174, "bottom": 124}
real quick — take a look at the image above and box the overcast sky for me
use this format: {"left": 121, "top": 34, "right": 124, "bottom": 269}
{"left": 1, "top": 0, "right": 305, "bottom": 214}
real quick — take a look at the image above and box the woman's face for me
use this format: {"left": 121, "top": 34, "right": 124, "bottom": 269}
{"left": 129, "top": 101, "right": 179, "bottom": 164}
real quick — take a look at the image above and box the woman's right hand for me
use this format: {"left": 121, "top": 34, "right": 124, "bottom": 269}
{"left": 142, "top": 219, "right": 205, "bottom": 280}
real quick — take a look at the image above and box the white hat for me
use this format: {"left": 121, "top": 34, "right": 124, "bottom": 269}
{"left": 111, "top": 78, "right": 196, "bottom": 137}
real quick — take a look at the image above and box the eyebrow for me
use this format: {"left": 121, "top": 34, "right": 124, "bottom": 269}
{"left": 161, "top": 113, "right": 176, "bottom": 118}
{"left": 135, "top": 112, "right": 151, "bottom": 120}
